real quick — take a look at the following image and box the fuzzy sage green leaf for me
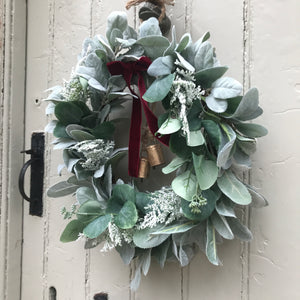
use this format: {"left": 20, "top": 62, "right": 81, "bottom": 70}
{"left": 143, "top": 73, "right": 175, "bottom": 103}
{"left": 193, "top": 154, "right": 218, "bottom": 190}
{"left": 217, "top": 170, "right": 252, "bottom": 205}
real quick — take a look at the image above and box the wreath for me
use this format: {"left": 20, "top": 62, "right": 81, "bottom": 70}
{"left": 45, "top": 10, "right": 268, "bottom": 290}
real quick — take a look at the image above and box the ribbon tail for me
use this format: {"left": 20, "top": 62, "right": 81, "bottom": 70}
{"left": 128, "top": 97, "right": 142, "bottom": 177}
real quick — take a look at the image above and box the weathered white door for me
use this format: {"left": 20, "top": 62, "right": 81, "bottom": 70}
{"left": 15, "top": 0, "right": 299, "bottom": 300}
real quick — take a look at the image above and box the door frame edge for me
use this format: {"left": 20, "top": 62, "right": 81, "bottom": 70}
{"left": 0, "top": 0, "right": 27, "bottom": 299}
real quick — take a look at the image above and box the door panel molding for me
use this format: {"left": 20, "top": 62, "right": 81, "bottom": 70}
{"left": 0, "top": 0, "right": 27, "bottom": 299}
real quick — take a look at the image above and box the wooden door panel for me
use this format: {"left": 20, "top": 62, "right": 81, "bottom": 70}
{"left": 22, "top": 1, "right": 248, "bottom": 299}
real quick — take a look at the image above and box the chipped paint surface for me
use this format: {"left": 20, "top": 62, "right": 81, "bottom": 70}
{"left": 0, "top": 0, "right": 297, "bottom": 299}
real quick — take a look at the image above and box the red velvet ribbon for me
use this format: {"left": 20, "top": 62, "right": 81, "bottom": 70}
{"left": 107, "top": 57, "right": 169, "bottom": 177}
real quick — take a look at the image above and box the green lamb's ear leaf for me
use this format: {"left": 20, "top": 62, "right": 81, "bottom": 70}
{"left": 158, "top": 112, "right": 170, "bottom": 128}
{"left": 80, "top": 114, "right": 98, "bottom": 128}
{"left": 169, "top": 132, "right": 191, "bottom": 159}
{"left": 53, "top": 122, "right": 69, "bottom": 138}
{"left": 109, "top": 28, "right": 123, "bottom": 48}
{"left": 47, "top": 181, "right": 78, "bottom": 198}
{"left": 181, "top": 189, "right": 218, "bottom": 221}
{"left": 233, "top": 146, "right": 251, "bottom": 169}
{"left": 194, "top": 66, "right": 228, "bottom": 88}
{"left": 114, "top": 201, "right": 138, "bottom": 229}
{"left": 83, "top": 214, "right": 112, "bottom": 239}
{"left": 187, "top": 99, "right": 202, "bottom": 131}
{"left": 192, "top": 153, "right": 218, "bottom": 190}
{"left": 106, "top": 11, "right": 128, "bottom": 40}
{"left": 217, "top": 170, "right": 252, "bottom": 205}
{"left": 151, "top": 221, "right": 196, "bottom": 235}
{"left": 72, "top": 100, "right": 92, "bottom": 116}
{"left": 157, "top": 117, "right": 181, "bottom": 135}
{"left": 133, "top": 226, "right": 169, "bottom": 249}
{"left": 171, "top": 171, "right": 197, "bottom": 201}
{"left": 245, "top": 184, "right": 268, "bottom": 208}
{"left": 176, "top": 52, "right": 195, "bottom": 72}
{"left": 162, "top": 156, "right": 188, "bottom": 174}
{"left": 93, "top": 165, "right": 105, "bottom": 178}
{"left": 194, "top": 31, "right": 210, "bottom": 51}
{"left": 176, "top": 33, "right": 191, "bottom": 53}
{"left": 212, "top": 77, "right": 243, "bottom": 99}
{"left": 139, "top": 17, "right": 162, "bottom": 37}
{"left": 222, "top": 96, "right": 243, "bottom": 116}
{"left": 45, "top": 120, "right": 58, "bottom": 133}
{"left": 65, "top": 124, "right": 85, "bottom": 136}
{"left": 108, "top": 75, "right": 127, "bottom": 92}
{"left": 95, "top": 49, "right": 109, "bottom": 62}
{"left": 143, "top": 73, "right": 175, "bottom": 103}
{"left": 234, "top": 123, "right": 268, "bottom": 138}
{"left": 147, "top": 55, "right": 174, "bottom": 77}
{"left": 227, "top": 217, "right": 253, "bottom": 241}
{"left": 92, "top": 122, "right": 115, "bottom": 140}
{"left": 163, "top": 25, "right": 176, "bottom": 56}
{"left": 231, "top": 87, "right": 260, "bottom": 121}
{"left": 206, "top": 94, "right": 228, "bottom": 113}
{"left": 74, "top": 164, "right": 93, "bottom": 181}
{"left": 211, "top": 211, "right": 234, "bottom": 240}
{"left": 76, "top": 186, "right": 98, "bottom": 204}
{"left": 217, "top": 123, "right": 236, "bottom": 168}
{"left": 60, "top": 220, "right": 85, "bottom": 243}
{"left": 206, "top": 219, "right": 220, "bottom": 265}
{"left": 52, "top": 138, "right": 77, "bottom": 150}
{"left": 236, "top": 135, "right": 256, "bottom": 155}
{"left": 88, "top": 78, "right": 107, "bottom": 92}
{"left": 54, "top": 102, "right": 83, "bottom": 125}
{"left": 69, "top": 130, "right": 95, "bottom": 142}
{"left": 152, "top": 238, "right": 171, "bottom": 268}
{"left": 116, "top": 243, "right": 135, "bottom": 265}
{"left": 194, "top": 41, "right": 214, "bottom": 71}
{"left": 186, "top": 130, "right": 205, "bottom": 147}
{"left": 137, "top": 36, "right": 170, "bottom": 59}
{"left": 216, "top": 197, "right": 236, "bottom": 218}
{"left": 202, "top": 120, "right": 222, "bottom": 150}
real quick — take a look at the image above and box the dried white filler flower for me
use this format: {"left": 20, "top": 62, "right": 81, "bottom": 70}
{"left": 170, "top": 65, "right": 204, "bottom": 143}
{"left": 63, "top": 72, "right": 86, "bottom": 102}
{"left": 138, "top": 187, "right": 183, "bottom": 229}
{"left": 71, "top": 139, "right": 115, "bottom": 171}
{"left": 101, "top": 221, "right": 134, "bottom": 252}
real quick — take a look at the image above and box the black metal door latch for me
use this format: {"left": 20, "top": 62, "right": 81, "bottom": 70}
{"left": 18, "top": 132, "right": 44, "bottom": 217}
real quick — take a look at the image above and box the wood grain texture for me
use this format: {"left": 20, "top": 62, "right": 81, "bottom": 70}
{"left": 0, "top": 0, "right": 26, "bottom": 299}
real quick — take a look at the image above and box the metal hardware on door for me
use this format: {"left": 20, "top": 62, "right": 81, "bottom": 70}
{"left": 94, "top": 293, "right": 108, "bottom": 300}
{"left": 49, "top": 287, "right": 57, "bottom": 300}
{"left": 18, "top": 132, "right": 45, "bottom": 217}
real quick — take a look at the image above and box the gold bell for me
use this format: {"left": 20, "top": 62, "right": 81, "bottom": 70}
{"left": 146, "top": 144, "right": 164, "bottom": 167}
{"left": 138, "top": 157, "right": 150, "bottom": 178}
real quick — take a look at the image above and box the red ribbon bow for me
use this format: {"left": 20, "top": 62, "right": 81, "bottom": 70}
{"left": 107, "top": 57, "right": 169, "bottom": 177}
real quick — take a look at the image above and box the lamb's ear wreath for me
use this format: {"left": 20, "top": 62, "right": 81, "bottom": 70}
{"left": 45, "top": 10, "right": 267, "bottom": 290}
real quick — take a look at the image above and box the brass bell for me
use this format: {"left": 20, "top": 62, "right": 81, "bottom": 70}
{"left": 138, "top": 157, "right": 150, "bottom": 178}
{"left": 146, "top": 144, "right": 164, "bottom": 167}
